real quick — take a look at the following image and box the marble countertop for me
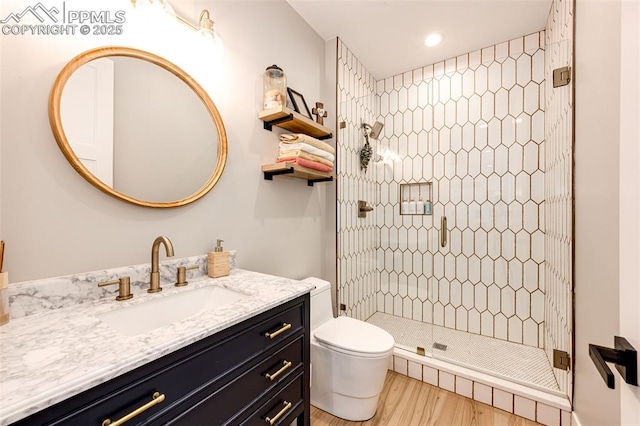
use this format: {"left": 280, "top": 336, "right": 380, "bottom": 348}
{"left": 0, "top": 269, "right": 314, "bottom": 425}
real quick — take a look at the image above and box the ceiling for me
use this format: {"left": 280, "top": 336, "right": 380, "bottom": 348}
{"left": 286, "top": 0, "right": 552, "bottom": 80}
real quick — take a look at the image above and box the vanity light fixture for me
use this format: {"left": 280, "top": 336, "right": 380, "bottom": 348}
{"left": 424, "top": 33, "right": 443, "bottom": 47}
{"left": 131, "top": 0, "right": 223, "bottom": 50}
{"left": 194, "top": 10, "right": 223, "bottom": 50}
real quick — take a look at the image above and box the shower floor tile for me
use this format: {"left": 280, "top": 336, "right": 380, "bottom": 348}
{"left": 367, "top": 312, "right": 560, "bottom": 393}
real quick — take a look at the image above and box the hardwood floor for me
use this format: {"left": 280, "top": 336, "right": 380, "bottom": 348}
{"left": 310, "top": 371, "right": 541, "bottom": 426}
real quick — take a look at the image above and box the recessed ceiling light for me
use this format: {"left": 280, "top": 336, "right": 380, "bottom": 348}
{"left": 424, "top": 33, "right": 443, "bottom": 47}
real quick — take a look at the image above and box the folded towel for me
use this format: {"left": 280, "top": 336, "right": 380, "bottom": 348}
{"left": 278, "top": 150, "right": 334, "bottom": 167}
{"left": 277, "top": 156, "right": 333, "bottom": 173}
{"left": 279, "top": 133, "right": 335, "bottom": 154}
{"left": 278, "top": 142, "right": 335, "bottom": 162}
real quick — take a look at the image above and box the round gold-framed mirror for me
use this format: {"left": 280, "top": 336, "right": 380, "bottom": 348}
{"left": 49, "top": 46, "right": 228, "bottom": 208}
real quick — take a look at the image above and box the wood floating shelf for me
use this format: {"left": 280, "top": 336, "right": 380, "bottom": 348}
{"left": 258, "top": 106, "right": 333, "bottom": 140}
{"left": 262, "top": 162, "right": 335, "bottom": 186}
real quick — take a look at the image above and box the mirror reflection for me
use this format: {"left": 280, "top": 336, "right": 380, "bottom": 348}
{"left": 50, "top": 47, "right": 227, "bottom": 208}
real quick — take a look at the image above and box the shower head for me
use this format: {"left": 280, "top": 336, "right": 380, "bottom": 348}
{"left": 363, "top": 121, "right": 384, "bottom": 140}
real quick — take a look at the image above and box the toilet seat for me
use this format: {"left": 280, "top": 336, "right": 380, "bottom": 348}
{"left": 313, "top": 316, "right": 394, "bottom": 358}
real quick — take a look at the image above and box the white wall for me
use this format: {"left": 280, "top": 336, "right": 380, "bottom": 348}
{"left": 574, "top": 0, "right": 621, "bottom": 424}
{"left": 0, "top": 0, "right": 334, "bottom": 283}
{"left": 619, "top": 2, "right": 640, "bottom": 423}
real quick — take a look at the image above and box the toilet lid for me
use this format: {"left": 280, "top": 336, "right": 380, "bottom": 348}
{"left": 314, "top": 316, "right": 395, "bottom": 356}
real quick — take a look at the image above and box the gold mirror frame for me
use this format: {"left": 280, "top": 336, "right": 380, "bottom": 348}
{"left": 49, "top": 46, "right": 228, "bottom": 208}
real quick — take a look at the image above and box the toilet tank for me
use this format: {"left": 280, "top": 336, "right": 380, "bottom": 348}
{"left": 302, "top": 277, "right": 334, "bottom": 331}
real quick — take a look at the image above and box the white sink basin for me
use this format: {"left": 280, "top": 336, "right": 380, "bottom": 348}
{"left": 97, "top": 286, "right": 249, "bottom": 337}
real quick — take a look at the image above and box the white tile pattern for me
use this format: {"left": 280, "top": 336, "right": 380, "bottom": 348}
{"left": 386, "top": 350, "right": 573, "bottom": 425}
{"left": 336, "top": 39, "right": 378, "bottom": 321}
{"left": 370, "top": 312, "right": 559, "bottom": 393}
{"left": 494, "top": 388, "right": 515, "bottom": 413}
{"left": 515, "top": 395, "right": 537, "bottom": 421}
{"left": 336, "top": 17, "right": 573, "bottom": 404}
{"left": 537, "top": 402, "right": 562, "bottom": 426}
{"left": 474, "top": 382, "right": 493, "bottom": 405}
{"left": 456, "top": 376, "right": 474, "bottom": 398}
{"left": 439, "top": 371, "right": 456, "bottom": 392}
{"left": 375, "top": 33, "right": 546, "bottom": 346}
{"left": 544, "top": 0, "right": 574, "bottom": 398}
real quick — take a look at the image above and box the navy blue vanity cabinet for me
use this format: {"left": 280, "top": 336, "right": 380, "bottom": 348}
{"left": 12, "top": 294, "right": 311, "bottom": 426}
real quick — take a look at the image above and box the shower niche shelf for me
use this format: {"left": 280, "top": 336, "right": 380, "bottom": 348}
{"left": 262, "top": 162, "right": 335, "bottom": 186}
{"left": 258, "top": 106, "right": 333, "bottom": 140}
{"left": 400, "top": 181, "right": 432, "bottom": 215}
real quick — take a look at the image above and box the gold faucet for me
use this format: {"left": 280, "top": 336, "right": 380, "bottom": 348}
{"left": 149, "top": 236, "right": 174, "bottom": 293}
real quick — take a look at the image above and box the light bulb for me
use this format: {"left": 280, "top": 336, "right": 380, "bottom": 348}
{"left": 197, "top": 10, "right": 224, "bottom": 58}
{"left": 424, "top": 33, "right": 443, "bottom": 47}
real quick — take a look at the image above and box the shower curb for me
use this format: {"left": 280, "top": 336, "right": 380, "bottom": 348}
{"left": 390, "top": 347, "right": 573, "bottom": 426}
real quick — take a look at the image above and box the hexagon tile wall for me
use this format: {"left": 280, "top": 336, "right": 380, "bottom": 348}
{"left": 336, "top": 1, "right": 573, "bottom": 399}
{"left": 375, "top": 31, "right": 546, "bottom": 348}
{"left": 336, "top": 39, "right": 378, "bottom": 321}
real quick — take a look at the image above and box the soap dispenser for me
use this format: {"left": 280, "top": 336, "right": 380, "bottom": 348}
{"left": 207, "top": 239, "right": 230, "bottom": 278}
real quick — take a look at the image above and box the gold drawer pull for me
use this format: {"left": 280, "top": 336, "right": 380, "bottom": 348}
{"left": 265, "top": 360, "right": 293, "bottom": 381}
{"left": 265, "top": 401, "right": 292, "bottom": 425}
{"left": 102, "top": 392, "right": 165, "bottom": 426}
{"left": 264, "top": 322, "right": 291, "bottom": 339}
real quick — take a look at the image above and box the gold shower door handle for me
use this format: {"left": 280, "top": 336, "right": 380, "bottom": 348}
{"left": 441, "top": 216, "right": 447, "bottom": 248}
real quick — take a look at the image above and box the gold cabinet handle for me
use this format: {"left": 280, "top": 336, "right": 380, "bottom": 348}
{"left": 102, "top": 392, "right": 165, "bottom": 426}
{"left": 265, "top": 360, "right": 292, "bottom": 381}
{"left": 264, "top": 323, "right": 291, "bottom": 339}
{"left": 265, "top": 401, "right": 292, "bottom": 425}
{"left": 441, "top": 216, "right": 448, "bottom": 248}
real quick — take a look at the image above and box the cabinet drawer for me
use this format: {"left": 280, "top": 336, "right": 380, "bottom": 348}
{"left": 240, "top": 374, "right": 304, "bottom": 426}
{"left": 160, "top": 337, "right": 303, "bottom": 425}
{"left": 43, "top": 304, "right": 304, "bottom": 426}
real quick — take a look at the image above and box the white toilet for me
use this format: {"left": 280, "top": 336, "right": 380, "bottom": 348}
{"left": 303, "top": 277, "right": 395, "bottom": 421}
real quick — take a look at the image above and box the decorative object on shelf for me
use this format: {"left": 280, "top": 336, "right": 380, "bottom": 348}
{"left": 287, "top": 88, "right": 312, "bottom": 119}
{"left": 263, "top": 65, "right": 287, "bottom": 110}
{"left": 359, "top": 121, "right": 384, "bottom": 172}
{"left": 277, "top": 133, "right": 334, "bottom": 172}
{"left": 262, "top": 133, "right": 335, "bottom": 186}
{"left": 312, "top": 102, "right": 328, "bottom": 125}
